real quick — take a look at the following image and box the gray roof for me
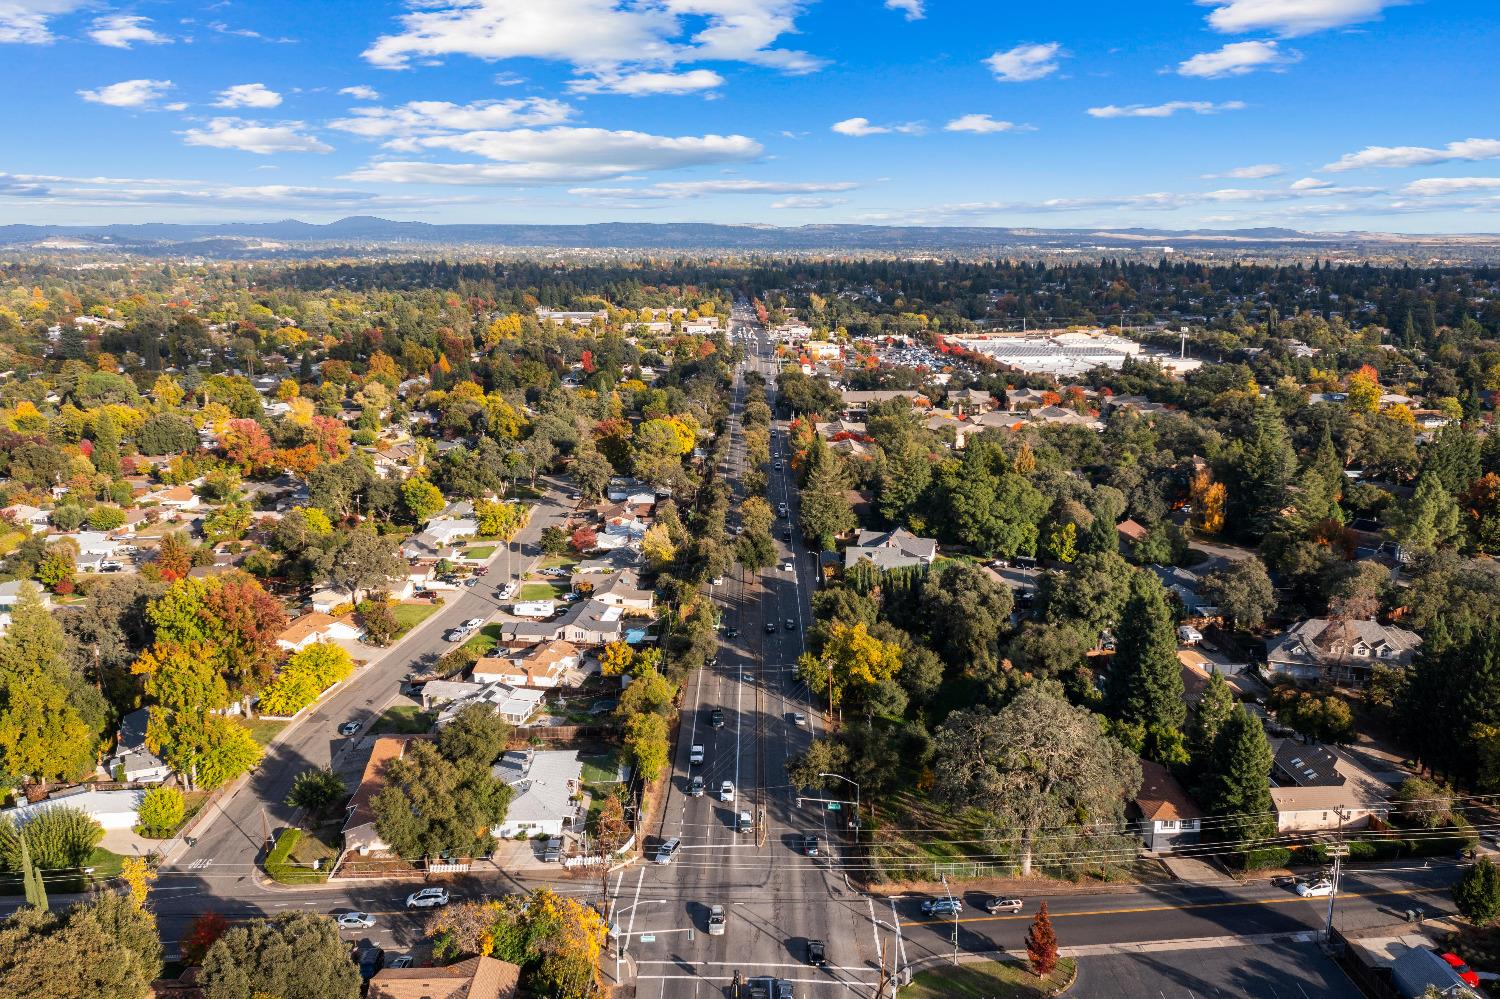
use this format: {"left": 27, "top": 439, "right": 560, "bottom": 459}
{"left": 1270, "top": 739, "right": 1343, "bottom": 788}
{"left": 1266, "top": 618, "right": 1422, "bottom": 670}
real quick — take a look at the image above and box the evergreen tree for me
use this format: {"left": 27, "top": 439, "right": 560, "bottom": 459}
{"left": 1389, "top": 473, "right": 1462, "bottom": 557}
{"left": 800, "top": 454, "right": 855, "bottom": 551}
{"left": 1454, "top": 855, "right": 1500, "bottom": 926}
{"left": 19, "top": 834, "right": 45, "bottom": 911}
{"left": 1201, "top": 705, "right": 1276, "bottom": 849}
{"left": 1107, "top": 573, "right": 1186, "bottom": 739}
{"left": 1227, "top": 403, "right": 1297, "bottom": 537}
{"left": 1188, "top": 670, "right": 1236, "bottom": 768}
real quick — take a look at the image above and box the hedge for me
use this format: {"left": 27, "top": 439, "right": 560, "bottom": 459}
{"left": 263, "top": 828, "right": 329, "bottom": 885}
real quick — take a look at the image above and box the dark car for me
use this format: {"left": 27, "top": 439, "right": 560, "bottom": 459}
{"left": 807, "top": 939, "right": 827, "bottom": 965}
{"left": 710, "top": 708, "right": 726, "bottom": 728}
{"left": 726, "top": 627, "right": 740, "bottom": 639}
{"left": 765, "top": 621, "right": 777, "bottom": 633}
{"left": 358, "top": 947, "right": 385, "bottom": 980}
{"left": 785, "top": 618, "right": 796, "bottom": 631}
{"left": 803, "top": 834, "right": 820, "bottom": 857}
{"left": 782, "top": 529, "right": 791, "bottom": 541}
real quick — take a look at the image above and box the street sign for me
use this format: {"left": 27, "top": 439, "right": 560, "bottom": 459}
{"left": 639, "top": 934, "right": 656, "bottom": 943}
{"left": 827, "top": 802, "right": 841, "bottom": 811}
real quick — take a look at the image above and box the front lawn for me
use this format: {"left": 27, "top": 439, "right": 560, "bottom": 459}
{"left": 244, "top": 718, "right": 289, "bottom": 747}
{"left": 393, "top": 600, "right": 443, "bottom": 635}
{"left": 370, "top": 705, "right": 434, "bottom": 735}
{"left": 0, "top": 846, "right": 124, "bottom": 896}
{"left": 539, "top": 554, "right": 580, "bottom": 571}
{"left": 461, "top": 623, "right": 504, "bottom": 657}
{"left": 517, "top": 581, "right": 567, "bottom": 601}
{"left": 264, "top": 828, "right": 332, "bottom": 885}
{"left": 465, "top": 545, "right": 498, "bottom": 560}
{"left": 903, "top": 959, "right": 1075, "bottom": 999}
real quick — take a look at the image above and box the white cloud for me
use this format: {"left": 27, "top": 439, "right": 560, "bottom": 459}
{"left": 1205, "top": 163, "right": 1283, "bottom": 179}
{"left": 329, "top": 98, "right": 572, "bottom": 139}
{"left": 0, "top": 0, "right": 88, "bottom": 44}
{"left": 180, "top": 117, "right": 332, "bottom": 154}
{"left": 206, "top": 21, "right": 298, "bottom": 43}
{"left": 1400, "top": 177, "right": 1500, "bottom": 197}
{"left": 345, "top": 126, "right": 762, "bottom": 185}
{"left": 363, "top": 0, "right": 823, "bottom": 83}
{"left": 984, "top": 42, "right": 1063, "bottom": 82}
{"left": 1088, "top": 100, "right": 1246, "bottom": 118}
{"left": 0, "top": 170, "right": 479, "bottom": 212}
{"left": 89, "top": 14, "right": 169, "bottom": 48}
{"left": 570, "top": 179, "right": 858, "bottom": 200}
{"left": 1178, "top": 39, "right": 1297, "bottom": 77}
{"left": 1289, "top": 177, "right": 1331, "bottom": 190}
{"left": 944, "top": 113, "right": 1022, "bottom": 134}
{"left": 885, "top": 0, "right": 923, "bottom": 20}
{"left": 569, "top": 69, "right": 724, "bottom": 96}
{"left": 214, "top": 83, "right": 283, "bottom": 109}
{"left": 78, "top": 78, "right": 174, "bottom": 108}
{"left": 771, "top": 195, "right": 847, "bottom": 209}
{"left": 339, "top": 85, "right": 381, "bottom": 101}
{"left": 1324, "top": 138, "right": 1500, "bottom": 171}
{"left": 1197, "top": 0, "right": 1406, "bottom": 37}
{"left": 831, "top": 116, "right": 924, "bottom": 136}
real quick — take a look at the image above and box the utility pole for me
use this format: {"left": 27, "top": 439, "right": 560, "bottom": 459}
{"left": 942, "top": 874, "right": 958, "bottom": 966}
{"left": 1324, "top": 806, "right": 1351, "bottom": 944}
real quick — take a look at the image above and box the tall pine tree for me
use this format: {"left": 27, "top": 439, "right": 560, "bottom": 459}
{"left": 1201, "top": 705, "right": 1275, "bottom": 849}
{"left": 1108, "top": 573, "right": 1186, "bottom": 738}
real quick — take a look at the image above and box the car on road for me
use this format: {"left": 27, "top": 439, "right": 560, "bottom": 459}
{"left": 720, "top": 780, "right": 735, "bottom": 802}
{"left": 689, "top": 744, "right": 705, "bottom": 765}
{"left": 806, "top": 939, "right": 827, "bottom": 965}
{"left": 499, "top": 582, "right": 517, "bottom": 599}
{"left": 737, "top": 811, "right": 753, "bottom": 833}
{"left": 792, "top": 711, "right": 807, "bottom": 726}
{"left": 782, "top": 529, "right": 791, "bottom": 541}
{"left": 654, "top": 837, "right": 681, "bottom": 865}
{"left": 765, "top": 621, "right": 777, "bottom": 633}
{"left": 336, "top": 911, "right": 376, "bottom": 929}
{"left": 802, "top": 834, "right": 820, "bottom": 856}
{"left": 405, "top": 887, "right": 450, "bottom": 909}
{"left": 689, "top": 775, "right": 705, "bottom": 797}
{"left": 710, "top": 576, "right": 723, "bottom": 585}
{"left": 773, "top": 461, "right": 782, "bottom": 471}
{"left": 785, "top": 618, "right": 796, "bottom": 630}
{"left": 781, "top": 562, "right": 794, "bottom": 572}
{"left": 985, "top": 897, "right": 1024, "bottom": 914}
{"left": 358, "top": 947, "right": 385, "bottom": 980}
{"left": 725, "top": 628, "right": 740, "bottom": 639}
{"left": 777, "top": 503, "right": 788, "bottom": 517}
{"left": 710, "top": 708, "right": 726, "bottom": 728}
{"left": 707, "top": 904, "right": 727, "bottom": 936}
{"left": 472, "top": 566, "right": 488, "bottom": 576}
{"left": 460, "top": 617, "right": 484, "bottom": 630}
{"left": 921, "top": 897, "right": 963, "bottom": 916}
{"left": 1294, "top": 879, "right": 1334, "bottom": 897}
{"left": 338, "top": 720, "right": 361, "bottom": 736}
{"left": 388, "top": 956, "right": 415, "bottom": 969}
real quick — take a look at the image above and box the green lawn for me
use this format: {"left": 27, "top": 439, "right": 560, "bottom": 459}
{"left": 466, "top": 545, "right": 498, "bottom": 560}
{"left": 540, "top": 554, "right": 580, "bottom": 571}
{"left": 370, "top": 705, "right": 434, "bottom": 735}
{"left": 393, "top": 601, "right": 443, "bottom": 633}
{"left": 580, "top": 750, "right": 622, "bottom": 788}
{"left": 264, "top": 828, "right": 331, "bottom": 885}
{"left": 517, "top": 581, "right": 567, "bottom": 601}
{"left": 244, "top": 718, "right": 289, "bottom": 747}
{"left": 902, "top": 959, "right": 1075, "bottom": 999}
{"left": 0, "top": 847, "right": 124, "bottom": 897}
{"left": 461, "top": 623, "right": 504, "bottom": 657}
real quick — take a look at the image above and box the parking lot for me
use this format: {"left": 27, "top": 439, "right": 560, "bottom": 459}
{"left": 1075, "top": 939, "right": 1362, "bottom": 999}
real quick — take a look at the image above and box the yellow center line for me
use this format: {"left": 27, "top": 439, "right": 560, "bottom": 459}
{"left": 904, "top": 886, "right": 1433, "bottom": 928}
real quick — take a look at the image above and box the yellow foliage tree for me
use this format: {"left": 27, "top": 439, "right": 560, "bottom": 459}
{"left": 1189, "top": 468, "right": 1226, "bottom": 535}
{"left": 600, "top": 641, "right": 633, "bottom": 677}
{"left": 120, "top": 856, "right": 156, "bottom": 910}
{"left": 1345, "top": 364, "right": 1381, "bottom": 414}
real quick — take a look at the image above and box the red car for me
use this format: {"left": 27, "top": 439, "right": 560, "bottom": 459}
{"left": 1440, "top": 953, "right": 1480, "bottom": 988}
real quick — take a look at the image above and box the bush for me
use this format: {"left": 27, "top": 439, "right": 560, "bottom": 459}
{"left": 86, "top": 506, "right": 127, "bottom": 531}
{"left": 136, "top": 787, "right": 185, "bottom": 837}
{"left": 1455, "top": 856, "right": 1500, "bottom": 925}
{"left": 0, "top": 806, "right": 104, "bottom": 870}
{"left": 1238, "top": 847, "right": 1293, "bottom": 871}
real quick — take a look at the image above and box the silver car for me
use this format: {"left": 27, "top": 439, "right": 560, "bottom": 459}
{"left": 707, "top": 904, "right": 727, "bottom": 936}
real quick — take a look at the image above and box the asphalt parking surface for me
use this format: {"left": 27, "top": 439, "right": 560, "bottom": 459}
{"left": 1075, "top": 939, "right": 1363, "bottom": 999}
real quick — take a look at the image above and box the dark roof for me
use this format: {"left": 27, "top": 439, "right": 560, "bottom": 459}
{"left": 1271, "top": 739, "right": 1344, "bottom": 788}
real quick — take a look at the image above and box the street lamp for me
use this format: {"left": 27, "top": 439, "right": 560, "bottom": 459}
{"left": 818, "top": 772, "right": 860, "bottom": 840}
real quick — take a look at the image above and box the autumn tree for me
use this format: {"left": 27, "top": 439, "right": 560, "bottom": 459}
{"left": 1025, "top": 902, "right": 1058, "bottom": 977}
{"left": 1189, "top": 468, "right": 1226, "bottom": 535}
{"left": 797, "top": 621, "right": 902, "bottom": 715}
{"left": 200, "top": 912, "right": 360, "bottom": 999}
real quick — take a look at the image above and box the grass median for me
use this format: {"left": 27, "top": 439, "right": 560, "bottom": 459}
{"left": 903, "top": 958, "right": 1076, "bottom": 998}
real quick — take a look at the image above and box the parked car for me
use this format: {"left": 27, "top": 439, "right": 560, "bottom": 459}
{"left": 388, "top": 956, "right": 415, "bottom": 969}
{"left": 542, "top": 837, "right": 563, "bottom": 863}
{"left": 690, "top": 744, "right": 705, "bottom": 765}
{"left": 689, "top": 775, "right": 705, "bottom": 797}
{"left": 1439, "top": 953, "right": 1481, "bottom": 988}
{"left": 358, "top": 947, "right": 385, "bottom": 980}
{"left": 1295, "top": 879, "right": 1334, "bottom": 897}
{"left": 806, "top": 939, "right": 827, "bottom": 965}
{"left": 654, "top": 837, "right": 681, "bottom": 865}
{"left": 707, "top": 904, "right": 727, "bottom": 936}
{"left": 460, "top": 617, "right": 484, "bottom": 630}
{"left": 338, "top": 720, "right": 361, "bottom": 736}
{"left": 921, "top": 897, "right": 963, "bottom": 916}
{"left": 710, "top": 576, "right": 724, "bottom": 586}
{"left": 985, "top": 897, "right": 1024, "bottom": 914}
{"left": 405, "top": 887, "right": 450, "bottom": 909}
{"left": 720, "top": 780, "right": 735, "bottom": 803}
{"left": 336, "top": 911, "right": 376, "bottom": 929}
{"left": 781, "top": 562, "right": 794, "bottom": 572}
{"left": 710, "top": 709, "right": 726, "bottom": 728}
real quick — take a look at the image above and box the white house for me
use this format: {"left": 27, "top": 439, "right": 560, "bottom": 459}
{"left": 489, "top": 749, "right": 585, "bottom": 838}
{"left": 429, "top": 680, "right": 546, "bottom": 726}
{"left": 143, "top": 484, "right": 201, "bottom": 513}
{"left": 276, "top": 612, "right": 365, "bottom": 652}
{"left": 423, "top": 517, "right": 479, "bottom": 546}
{"left": 1, "top": 504, "right": 49, "bottom": 530}
{"left": 472, "top": 641, "right": 581, "bottom": 688}
{"left": 3, "top": 789, "right": 146, "bottom": 831}
{"left": 105, "top": 708, "right": 172, "bottom": 784}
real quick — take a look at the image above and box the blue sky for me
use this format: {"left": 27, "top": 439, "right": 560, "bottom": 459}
{"left": 2, "top": 0, "right": 1497, "bottom": 231}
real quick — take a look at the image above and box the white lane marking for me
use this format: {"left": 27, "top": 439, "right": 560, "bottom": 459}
{"left": 868, "top": 897, "right": 883, "bottom": 967}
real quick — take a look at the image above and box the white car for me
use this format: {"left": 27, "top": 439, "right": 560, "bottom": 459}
{"left": 460, "top": 617, "right": 484, "bottom": 630}
{"left": 708, "top": 904, "right": 727, "bottom": 935}
{"left": 720, "top": 780, "right": 735, "bottom": 802}
{"left": 405, "top": 887, "right": 450, "bottom": 909}
{"left": 1295, "top": 879, "right": 1334, "bottom": 897}
{"left": 792, "top": 712, "right": 807, "bottom": 726}
{"left": 690, "top": 744, "right": 705, "bottom": 765}
{"left": 336, "top": 912, "right": 376, "bottom": 929}
{"left": 781, "top": 562, "right": 794, "bottom": 572}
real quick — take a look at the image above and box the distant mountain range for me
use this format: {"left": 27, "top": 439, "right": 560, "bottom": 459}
{"left": 3, "top": 216, "right": 1498, "bottom": 256}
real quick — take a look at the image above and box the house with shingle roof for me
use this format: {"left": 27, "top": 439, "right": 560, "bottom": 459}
{"left": 1129, "top": 760, "right": 1203, "bottom": 852}
{"left": 1265, "top": 618, "right": 1421, "bottom": 687}
{"left": 843, "top": 527, "right": 938, "bottom": 571}
{"left": 368, "top": 956, "right": 520, "bottom": 999}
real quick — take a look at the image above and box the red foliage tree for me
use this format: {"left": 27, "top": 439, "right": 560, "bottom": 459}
{"left": 570, "top": 526, "right": 598, "bottom": 553}
{"left": 181, "top": 912, "right": 230, "bottom": 965}
{"left": 220, "top": 418, "right": 272, "bottom": 474}
{"left": 1025, "top": 902, "right": 1058, "bottom": 977}
{"left": 202, "top": 573, "right": 289, "bottom": 695}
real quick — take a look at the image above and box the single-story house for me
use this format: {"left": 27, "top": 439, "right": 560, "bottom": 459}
{"left": 3, "top": 789, "right": 146, "bottom": 831}
{"left": 431, "top": 681, "right": 546, "bottom": 727}
{"left": 489, "top": 749, "right": 585, "bottom": 838}
{"left": 343, "top": 736, "right": 423, "bottom": 856}
{"left": 1148, "top": 564, "right": 1219, "bottom": 618}
{"left": 1130, "top": 760, "right": 1203, "bottom": 852}
{"left": 1, "top": 504, "right": 49, "bottom": 530}
{"left": 590, "top": 570, "right": 655, "bottom": 612}
{"left": 369, "top": 955, "right": 521, "bottom": 999}
{"left": 276, "top": 612, "right": 364, "bottom": 652}
{"left": 843, "top": 527, "right": 939, "bottom": 571}
{"left": 1268, "top": 739, "right": 1391, "bottom": 833}
{"left": 423, "top": 517, "right": 479, "bottom": 547}
{"left": 572, "top": 549, "right": 643, "bottom": 577}
{"left": 143, "top": 484, "right": 201, "bottom": 513}
{"left": 0, "top": 579, "right": 47, "bottom": 634}
{"left": 106, "top": 707, "right": 171, "bottom": 784}
{"left": 499, "top": 600, "right": 624, "bottom": 648}
{"left": 1265, "top": 618, "right": 1422, "bottom": 688}
{"left": 472, "top": 641, "right": 580, "bottom": 688}
{"left": 309, "top": 588, "right": 346, "bottom": 615}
